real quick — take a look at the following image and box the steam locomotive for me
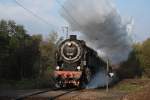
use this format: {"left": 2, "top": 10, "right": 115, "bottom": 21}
{"left": 54, "top": 35, "right": 109, "bottom": 88}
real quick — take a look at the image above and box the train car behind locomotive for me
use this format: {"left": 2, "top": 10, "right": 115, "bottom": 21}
{"left": 54, "top": 35, "right": 107, "bottom": 88}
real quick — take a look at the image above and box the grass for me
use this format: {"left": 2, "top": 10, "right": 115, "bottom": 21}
{"left": 116, "top": 83, "right": 143, "bottom": 92}
{"left": 113, "top": 79, "right": 150, "bottom": 92}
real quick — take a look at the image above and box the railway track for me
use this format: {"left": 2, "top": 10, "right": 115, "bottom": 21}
{"left": 15, "top": 88, "right": 79, "bottom": 100}
{"left": 0, "top": 88, "right": 127, "bottom": 100}
{"left": 1, "top": 79, "right": 149, "bottom": 100}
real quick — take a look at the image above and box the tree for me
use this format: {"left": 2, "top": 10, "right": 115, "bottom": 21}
{"left": 0, "top": 20, "right": 42, "bottom": 80}
{"left": 0, "top": 20, "right": 10, "bottom": 78}
{"left": 118, "top": 38, "right": 150, "bottom": 78}
{"left": 39, "top": 32, "right": 58, "bottom": 76}
{"left": 118, "top": 45, "right": 142, "bottom": 79}
{"left": 138, "top": 38, "right": 150, "bottom": 77}
{"left": 0, "top": 19, "right": 62, "bottom": 82}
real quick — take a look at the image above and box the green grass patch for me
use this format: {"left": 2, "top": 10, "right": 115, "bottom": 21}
{"left": 115, "top": 83, "right": 144, "bottom": 92}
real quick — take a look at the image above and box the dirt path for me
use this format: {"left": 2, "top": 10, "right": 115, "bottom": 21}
{"left": 26, "top": 89, "right": 127, "bottom": 100}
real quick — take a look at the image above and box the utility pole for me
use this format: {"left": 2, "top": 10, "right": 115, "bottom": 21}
{"left": 62, "top": 26, "right": 69, "bottom": 39}
{"left": 106, "top": 59, "right": 109, "bottom": 92}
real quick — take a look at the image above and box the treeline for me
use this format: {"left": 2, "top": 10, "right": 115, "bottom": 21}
{"left": 0, "top": 19, "right": 150, "bottom": 81}
{"left": 0, "top": 20, "right": 61, "bottom": 80}
{"left": 119, "top": 38, "right": 150, "bottom": 78}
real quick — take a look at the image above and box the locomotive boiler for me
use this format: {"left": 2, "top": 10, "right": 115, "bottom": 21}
{"left": 54, "top": 35, "right": 107, "bottom": 88}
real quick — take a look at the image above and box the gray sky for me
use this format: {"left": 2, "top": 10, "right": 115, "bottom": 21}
{"left": 0, "top": 0, "right": 150, "bottom": 42}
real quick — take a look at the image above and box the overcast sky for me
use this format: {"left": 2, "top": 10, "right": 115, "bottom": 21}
{"left": 0, "top": 0, "right": 150, "bottom": 42}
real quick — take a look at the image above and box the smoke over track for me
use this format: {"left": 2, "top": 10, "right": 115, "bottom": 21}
{"left": 61, "top": 0, "right": 132, "bottom": 64}
{"left": 61, "top": 0, "right": 132, "bottom": 88}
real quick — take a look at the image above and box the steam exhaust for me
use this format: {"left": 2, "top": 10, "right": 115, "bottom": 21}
{"left": 86, "top": 70, "right": 114, "bottom": 89}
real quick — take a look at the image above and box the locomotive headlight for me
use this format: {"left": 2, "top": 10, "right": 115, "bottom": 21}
{"left": 67, "top": 42, "right": 72, "bottom": 46}
{"left": 77, "top": 66, "right": 81, "bottom": 70}
{"left": 56, "top": 66, "right": 60, "bottom": 70}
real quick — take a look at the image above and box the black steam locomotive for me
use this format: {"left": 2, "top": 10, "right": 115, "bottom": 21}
{"left": 54, "top": 35, "right": 108, "bottom": 88}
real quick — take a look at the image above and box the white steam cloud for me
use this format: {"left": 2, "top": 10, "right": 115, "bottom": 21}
{"left": 61, "top": 0, "right": 132, "bottom": 64}
{"left": 86, "top": 70, "right": 109, "bottom": 89}
{"left": 86, "top": 69, "right": 118, "bottom": 89}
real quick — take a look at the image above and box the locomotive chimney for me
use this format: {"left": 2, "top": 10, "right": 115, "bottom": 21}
{"left": 70, "top": 35, "right": 77, "bottom": 40}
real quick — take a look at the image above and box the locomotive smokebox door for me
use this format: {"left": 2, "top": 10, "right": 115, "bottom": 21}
{"left": 70, "top": 35, "right": 77, "bottom": 40}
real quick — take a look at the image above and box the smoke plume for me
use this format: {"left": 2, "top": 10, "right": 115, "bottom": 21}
{"left": 61, "top": 0, "right": 132, "bottom": 64}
